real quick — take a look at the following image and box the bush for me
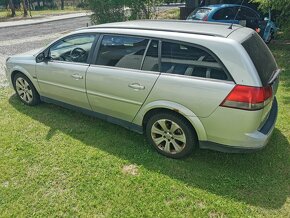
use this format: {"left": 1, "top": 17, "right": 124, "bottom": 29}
{"left": 86, "top": 0, "right": 125, "bottom": 24}
{"left": 252, "top": 0, "right": 290, "bottom": 25}
{"left": 86, "top": 0, "right": 162, "bottom": 24}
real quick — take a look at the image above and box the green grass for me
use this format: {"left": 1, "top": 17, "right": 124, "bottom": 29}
{"left": 0, "top": 7, "right": 86, "bottom": 21}
{"left": 0, "top": 35, "right": 290, "bottom": 218}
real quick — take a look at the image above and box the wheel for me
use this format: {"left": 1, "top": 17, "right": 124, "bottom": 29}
{"left": 146, "top": 112, "right": 197, "bottom": 159}
{"left": 13, "top": 73, "right": 40, "bottom": 106}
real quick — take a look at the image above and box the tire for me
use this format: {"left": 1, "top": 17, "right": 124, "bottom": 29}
{"left": 13, "top": 73, "right": 40, "bottom": 106}
{"left": 145, "top": 112, "right": 197, "bottom": 159}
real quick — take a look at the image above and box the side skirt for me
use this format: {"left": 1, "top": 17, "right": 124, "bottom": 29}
{"left": 40, "top": 96, "right": 144, "bottom": 134}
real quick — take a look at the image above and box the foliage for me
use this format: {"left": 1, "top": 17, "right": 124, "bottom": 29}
{"left": 252, "top": 0, "right": 290, "bottom": 25}
{"left": 87, "top": 0, "right": 125, "bottom": 24}
{"left": 126, "top": 0, "right": 162, "bottom": 20}
{"left": 86, "top": 0, "right": 163, "bottom": 24}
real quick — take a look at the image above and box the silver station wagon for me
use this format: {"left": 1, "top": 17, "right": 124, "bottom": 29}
{"left": 5, "top": 20, "right": 280, "bottom": 158}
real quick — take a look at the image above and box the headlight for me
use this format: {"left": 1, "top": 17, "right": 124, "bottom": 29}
{"left": 6, "top": 57, "right": 11, "bottom": 63}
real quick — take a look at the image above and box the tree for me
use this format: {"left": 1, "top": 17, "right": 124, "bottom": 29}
{"left": 86, "top": 0, "right": 163, "bottom": 24}
{"left": 127, "top": 0, "right": 162, "bottom": 20}
{"left": 252, "top": 0, "right": 290, "bottom": 25}
{"left": 87, "top": 0, "right": 126, "bottom": 24}
{"left": 22, "top": 0, "right": 28, "bottom": 17}
{"left": 61, "top": 0, "right": 64, "bottom": 10}
{"left": 8, "top": 0, "right": 16, "bottom": 17}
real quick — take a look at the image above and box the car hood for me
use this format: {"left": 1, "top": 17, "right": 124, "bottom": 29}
{"left": 12, "top": 47, "right": 43, "bottom": 58}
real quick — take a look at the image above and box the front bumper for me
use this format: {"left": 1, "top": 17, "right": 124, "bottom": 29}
{"left": 199, "top": 98, "right": 278, "bottom": 153}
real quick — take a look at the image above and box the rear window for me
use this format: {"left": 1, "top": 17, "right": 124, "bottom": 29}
{"left": 242, "top": 33, "right": 277, "bottom": 86}
{"left": 187, "top": 8, "right": 211, "bottom": 20}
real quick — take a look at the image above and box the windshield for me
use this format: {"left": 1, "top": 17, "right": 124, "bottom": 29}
{"left": 187, "top": 8, "right": 211, "bottom": 20}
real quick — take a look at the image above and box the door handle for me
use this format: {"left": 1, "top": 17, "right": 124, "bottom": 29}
{"left": 128, "top": 83, "right": 145, "bottom": 90}
{"left": 71, "top": 74, "right": 83, "bottom": 80}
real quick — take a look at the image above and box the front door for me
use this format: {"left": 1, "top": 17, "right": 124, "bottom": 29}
{"left": 86, "top": 35, "right": 160, "bottom": 122}
{"left": 36, "top": 34, "right": 96, "bottom": 109}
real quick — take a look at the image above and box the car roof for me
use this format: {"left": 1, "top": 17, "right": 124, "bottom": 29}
{"left": 205, "top": 4, "right": 241, "bottom": 9}
{"left": 82, "top": 20, "right": 242, "bottom": 38}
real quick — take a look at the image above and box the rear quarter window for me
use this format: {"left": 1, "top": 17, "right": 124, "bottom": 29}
{"left": 160, "top": 41, "right": 231, "bottom": 81}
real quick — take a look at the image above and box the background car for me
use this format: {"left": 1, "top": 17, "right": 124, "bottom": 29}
{"left": 186, "top": 4, "right": 277, "bottom": 43}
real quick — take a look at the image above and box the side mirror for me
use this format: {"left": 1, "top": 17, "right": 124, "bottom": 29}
{"left": 36, "top": 50, "right": 50, "bottom": 63}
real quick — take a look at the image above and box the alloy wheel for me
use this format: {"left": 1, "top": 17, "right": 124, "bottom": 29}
{"left": 15, "top": 77, "right": 33, "bottom": 103}
{"left": 151, "top": 119, "right": 186, "bottom": 154}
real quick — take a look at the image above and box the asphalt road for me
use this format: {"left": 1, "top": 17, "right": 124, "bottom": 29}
{"left": 0, "top": 16, "right": 91, "bottom": 87}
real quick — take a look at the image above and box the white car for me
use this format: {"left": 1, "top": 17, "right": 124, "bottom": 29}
{"left": 5, "top": 20, "right": 280, "bottom": 158}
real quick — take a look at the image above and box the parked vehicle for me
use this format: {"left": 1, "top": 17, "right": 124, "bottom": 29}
{"left": 186, "top": 4, "right": 277, "bottom": 43}
{"left": 5, "top": 20, "right": 280, "bottom": 158}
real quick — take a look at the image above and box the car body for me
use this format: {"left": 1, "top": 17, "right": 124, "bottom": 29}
{"left": 5, "top": 20, "right": 280, "bottom": 158}
{"left": 186, "top": 4, "right": 277, "bottom": 43}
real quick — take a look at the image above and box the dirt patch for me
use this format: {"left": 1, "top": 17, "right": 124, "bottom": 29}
{"left": 122, "top": 164, "right": 139, "bottom": 176}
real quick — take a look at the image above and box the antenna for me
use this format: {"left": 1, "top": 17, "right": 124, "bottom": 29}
{"left": 229, "top": 0, "right": 246, "bottom": 29}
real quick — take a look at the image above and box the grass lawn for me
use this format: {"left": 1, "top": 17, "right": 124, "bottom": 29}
{"left": 0, "top": 33, "right": 289, "bottom": 218}
{"left": 0, "top": 7, "right": 86, "bottom": 21}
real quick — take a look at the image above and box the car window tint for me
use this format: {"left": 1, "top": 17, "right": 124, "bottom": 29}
{"left": 213, "top": 8, "right": 235, "bottom": 20}
{"left": 161, "top": 41, "right": 230, "bottom": 81}
{"left": 50, "top": 35, "right": 95, "bottom": 63}
{"left": 240, "top": 7, "right": 259, "bottom": 20}
{"left": 237, "top": 7, "right": 259, "bottom": 28}
{"left": 142, "top": 40, "right": 159, "bottom": 72}
{"left": 96, "top": 35, "right": 149, "bottom": 70}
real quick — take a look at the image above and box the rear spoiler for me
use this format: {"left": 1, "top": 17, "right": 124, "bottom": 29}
{"left": 268, "top": 69, "right": 281, "bottom": 85}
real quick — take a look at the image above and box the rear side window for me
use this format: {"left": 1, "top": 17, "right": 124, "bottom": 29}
{"left": 96, "top": 35, "right": 149, "bottom": 70}
{"left": 142, "top": 40, "right": 159, "bottom": 72}
{"left": 161, "top": 41, "right": 230, "bottom": 81}
{"left": 242, "top": 33, "right": 277, "bottom": 86}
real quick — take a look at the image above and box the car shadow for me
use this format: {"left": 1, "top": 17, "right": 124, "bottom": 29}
{"left": 9, "top": 94, "right": 290, "bottom": 210}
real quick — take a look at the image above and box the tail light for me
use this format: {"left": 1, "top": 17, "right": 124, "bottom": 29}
{"left": 220, "top": 85, "right": 273, "bottom": 110}
{"left": 203, "top": 16, "right": 208, "bottom": 21}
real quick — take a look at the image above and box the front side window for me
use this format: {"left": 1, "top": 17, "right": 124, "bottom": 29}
{"left": 49, "top": 34, "right": 96, "bottom": 63}
{"left": 161, "top": 41, "right": 230, "bottom": 81}
{"left": 96, "top": 35, "right": 149, "bottom": 70}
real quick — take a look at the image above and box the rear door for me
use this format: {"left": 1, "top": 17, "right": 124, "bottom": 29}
{"left": 86, "top": 35, "right": 160, "bottom": 122}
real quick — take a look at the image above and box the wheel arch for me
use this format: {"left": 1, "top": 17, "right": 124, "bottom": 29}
{"left": 133, "top": 100, "right": 207, "bottom": 141}
{"left": 10, "top": 66, "right": 40, "bottom": 93}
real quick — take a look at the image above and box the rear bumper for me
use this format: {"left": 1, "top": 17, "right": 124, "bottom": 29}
{"left": 199, "top": 97, "right": 278, "bottom": 153}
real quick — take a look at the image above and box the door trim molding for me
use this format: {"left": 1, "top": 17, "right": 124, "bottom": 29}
{"left": 38, "top": 79, "right": 86, "bottom": 93}
{"left": 86, "top": 90, "right": 143, "bottom": 106}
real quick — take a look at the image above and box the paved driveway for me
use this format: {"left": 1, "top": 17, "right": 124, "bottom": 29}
{"left": 0, "top": 16, "right": 90, "bottom": 87}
